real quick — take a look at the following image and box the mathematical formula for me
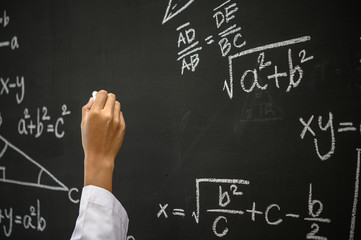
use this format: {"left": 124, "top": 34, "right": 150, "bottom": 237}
{"left": 300, "top": 112, "right": 361, "bottom": 161}
{"left": 17, "top": 105, "right": 71, "bottom": 139}
{"left": 223, "top": 37, "right": 314, "bottom": 99}
{"left": 157, "top": 150, "right": 360, "bottom": 239}
{"left": 0, "top": 8, "right": 79, "bottom": 216}
{"left": 0, "top": 10, "right": 23, "bottom": 106}
{"left": 0, "top": 76, "right": 25, "bottom": 104}
{"left": 158, "top": 180, "right": 331, "bottom": 238}
{"left": 169, "top": 0, "right": 315, "bottom": 102}
{"left": 176, "top": 1, "right": 246, "bottom": 75}
{"left": 0, "top": 199, "right": 46, "bottom": 238}
{"left": 0, "top": 10, "right": 19, "bottom": 50}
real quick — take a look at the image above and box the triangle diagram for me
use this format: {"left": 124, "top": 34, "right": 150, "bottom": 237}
{"left": 0, "top": 135, "right": 68, "bottom": 191}
{"left": 162, "top": 0, "right": 195, "bottom": 24}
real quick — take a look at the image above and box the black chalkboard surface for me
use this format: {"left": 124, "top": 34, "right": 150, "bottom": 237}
{"left": 0, "top": 0, "right": 361, "bottom": 239}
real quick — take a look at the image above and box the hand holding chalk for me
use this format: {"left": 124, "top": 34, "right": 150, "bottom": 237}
{"left": 81, "top": 90, "right": 126, "bottom": 192}
{"left": 92, "top": 91, "right": 113, "bottom": 101}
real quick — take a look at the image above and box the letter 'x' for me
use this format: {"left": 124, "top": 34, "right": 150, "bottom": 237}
{"left": 157, "top": 204, "right": 168, "bottom": 218}
{"left": 0, "top": 78, "right": 10, "bottom": 95}
{"left": 299, "top": 113, "right": 335, "bottom": 161}
{"left": 299, "top": 115, "right": 316, "bottom": 139}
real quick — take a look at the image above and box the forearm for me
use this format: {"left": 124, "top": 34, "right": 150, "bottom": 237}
{"left": 84, "top": 156, "right": 115, "bottom": 192}
{"left": 81, "top": 90, "right": 125, "bottom": 193}
{"left": 72, "top": 90, "right": 127, "bottom": 239}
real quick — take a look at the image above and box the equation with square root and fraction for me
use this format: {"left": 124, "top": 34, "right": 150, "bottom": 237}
{"left": 156, "top": 150, "right": 360, "bottom": 239}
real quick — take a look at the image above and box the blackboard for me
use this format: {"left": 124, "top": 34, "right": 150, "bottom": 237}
{"left": 1, "top": 0, "right": 361, "bottom": 239}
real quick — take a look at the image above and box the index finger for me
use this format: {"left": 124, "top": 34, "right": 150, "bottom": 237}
{"left": 92, "top": 90, "right": 108, "bottom": 110}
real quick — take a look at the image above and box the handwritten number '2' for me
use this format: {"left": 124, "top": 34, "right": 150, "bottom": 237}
{"left": 299, "top": 50, "right": 314, "bottom": 63}
{"left": 258, "top": 52, "right": 272, "bottom": 70}
{"left": 230, "top": 185, "right": 243, "bottom": 196}
{"left": 42, "top": 107, "right": 50, "bottom": 121}
{"left": 306, "top": 223, "right": 326, "bottom": 240}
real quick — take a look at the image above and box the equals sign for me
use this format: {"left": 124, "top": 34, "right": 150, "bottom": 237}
{"left": 173, "top": 208, "right": 185, "bottom": 217}
{"left": 47, "top": 124, "right": 54, "bottom": 132}
{"left": 15, "top": 215, "right": 22, "bottom": 224}
{"left": 205, "top": 35, "right": 214, "bottom": 45}
{"left": 338, "top": 122, "right": 357, "bottom": 132}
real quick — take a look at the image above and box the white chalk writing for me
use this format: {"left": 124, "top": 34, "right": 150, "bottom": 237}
{"left": 156, "top": 178, "right": 349, "bottom": 238}
{"left": 162, "top": 0, "right": 195, "bottom": 24}
{"left": 224, "top": 36, "right": 313, "bottom": 99}
{"left": 177, "top": 22, "right": 201, "bottom": 75}
{"left": 300, "top": 112, "right": 360, "bottom": 161}
{"left": 0, "top": 200, "right": 46, "bottom": 238}
{"left": 0, "top": 135, "right": 79, "bottom": 203}
{"left": 213, "top": 1, "right": 246, "bottom": 57}
{"left": 0, "top": 76, "right": 25, "bottom": 104}
{"left": 17, "top": 105, "right": 71, "bottom": 139}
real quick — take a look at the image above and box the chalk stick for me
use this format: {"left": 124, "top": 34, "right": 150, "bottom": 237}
{"left": 92, "top": 91, "right": 97, "bottom": 100}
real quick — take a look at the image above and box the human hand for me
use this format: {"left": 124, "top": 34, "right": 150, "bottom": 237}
{"left": 81, "top": 90, "right": 126, "bottom": 192}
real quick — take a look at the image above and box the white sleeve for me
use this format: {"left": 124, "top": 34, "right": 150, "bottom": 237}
{"left": 70, "top": 185, "right": 129, "bottom": 240}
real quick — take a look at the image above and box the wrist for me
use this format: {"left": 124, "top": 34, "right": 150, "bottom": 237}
{"left": 84, "top": 156, "right": 115, "bottom": 192}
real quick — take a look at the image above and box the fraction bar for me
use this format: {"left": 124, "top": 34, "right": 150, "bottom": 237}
{"left": 230, "top": 36, "right": 311, "bottom": 60}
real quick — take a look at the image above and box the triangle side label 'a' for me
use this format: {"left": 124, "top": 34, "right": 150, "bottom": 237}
{"left": 162, "top": 0, "right": 195, "bottom": 24}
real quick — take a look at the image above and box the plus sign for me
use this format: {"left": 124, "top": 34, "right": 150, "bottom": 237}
{"left": 27, "top": 120, "right": 36, "bottom": 135}
{"left": 246, "top": 202, "right": 263, "bottom": 221}
{"left": 267, "top": 65, "right": 288, "bottom": 88}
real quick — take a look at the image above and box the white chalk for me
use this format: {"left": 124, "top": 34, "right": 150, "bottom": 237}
{"left": 92, "top": 91, "right": 112, "bottom": 100}
{"left": 92, "top": 91, "right": 97, "bottom": 100}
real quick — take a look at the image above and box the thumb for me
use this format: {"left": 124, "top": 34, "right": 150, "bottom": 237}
{"left": 82, "top": 97, "right": 94, "bottom": 123}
